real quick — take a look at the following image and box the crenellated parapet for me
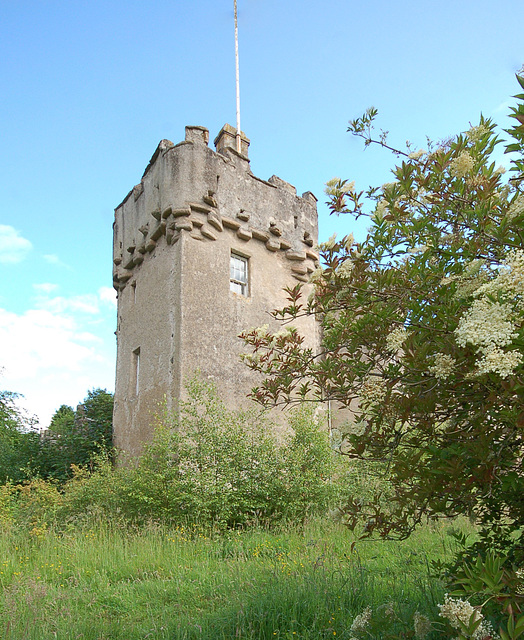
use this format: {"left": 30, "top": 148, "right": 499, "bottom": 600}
{"left": 113, "top": 124, "right": 319, "bottom": 291}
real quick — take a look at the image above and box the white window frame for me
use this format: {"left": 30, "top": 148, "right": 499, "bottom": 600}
{"left": 230, "top": 252, "right": 249, "bottom": 296}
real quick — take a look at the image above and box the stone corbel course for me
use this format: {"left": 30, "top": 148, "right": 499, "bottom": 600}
{"left": 114, "top": 189, "right": 318, "bottom": 287}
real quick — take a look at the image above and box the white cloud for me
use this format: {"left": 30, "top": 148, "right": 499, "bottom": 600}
{"left": 42, "top": 254, "right": 70, "bottom": 268}
{"left": 99, "top": 286, "right": 117, "bottom": 307}
{"left": 33, "top": 283, "right": 59, "bottom": 294}
{"left": 37, "top": 294, "right": 101, "bottom": 315}
{"left": 0, "top": 225, "right": 33, "bottom": 264}
{"left": 493, "top": 98, "right": 512, "bottom": 114}
{"left": 0, "top": 293, "right": 116, "bottom": 428}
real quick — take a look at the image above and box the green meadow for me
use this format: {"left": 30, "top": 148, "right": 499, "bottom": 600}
{"left": 0, "top": 518, "right": 468, "bottom": 639}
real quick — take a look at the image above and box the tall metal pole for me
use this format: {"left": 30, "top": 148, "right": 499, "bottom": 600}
{"left": 234, "top": 0, "right": 242, "bottom": 154}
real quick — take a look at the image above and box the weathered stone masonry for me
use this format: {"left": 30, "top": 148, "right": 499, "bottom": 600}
{"left": 113, "top": 124, "right": 321, "bottom": 456}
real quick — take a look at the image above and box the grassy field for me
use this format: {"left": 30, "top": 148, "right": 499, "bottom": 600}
{"left": 0, "top": 518, "right": 469, "bottom": 640}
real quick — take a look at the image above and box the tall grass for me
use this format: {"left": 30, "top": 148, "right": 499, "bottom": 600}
{"left": 0, "top": 518, "right": 468, "bottom": 639}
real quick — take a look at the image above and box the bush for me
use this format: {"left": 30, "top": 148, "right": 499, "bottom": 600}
{"left": 8, "top": 379, "right": 337, "bottom": 532}
{"left": 118, "top": 378, "right": 336, "bottom": 528}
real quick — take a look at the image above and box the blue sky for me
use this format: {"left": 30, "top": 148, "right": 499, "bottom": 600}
{"left": 1, "top": 0, "right": 523, "bottom": 427}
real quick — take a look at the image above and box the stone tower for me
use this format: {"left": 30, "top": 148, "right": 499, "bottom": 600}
{"left": 112, "top": 124, "right": 320, "bottom": 456}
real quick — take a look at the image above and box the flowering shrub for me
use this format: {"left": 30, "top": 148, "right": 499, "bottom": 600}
{"left": 241, "top": 71, "right": 524, "bottom": 557}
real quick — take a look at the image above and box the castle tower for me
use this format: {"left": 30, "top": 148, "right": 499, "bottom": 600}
{"left": 112, "top": 124, "right": 320, "bottom": 456}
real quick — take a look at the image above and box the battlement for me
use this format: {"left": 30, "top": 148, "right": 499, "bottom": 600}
{"left": 113, "top": 124, "right": 318, "bottom": 291}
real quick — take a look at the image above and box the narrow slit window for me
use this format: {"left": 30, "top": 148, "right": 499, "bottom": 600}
{"left": 230, "top": 253, "right": 248, "bottom": 296}
{"left": 132, "top": 347, "right": 140, "bottom": 396}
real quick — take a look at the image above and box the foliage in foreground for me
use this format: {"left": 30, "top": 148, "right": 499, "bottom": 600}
{"left": 1, "top": 379, "right": 336, "bottom": 532}
{"left": 242, "top": 72, "right": 524, "bottom": 547}
{"left": 241, "top": 70, "right": 524, "bottom": 639}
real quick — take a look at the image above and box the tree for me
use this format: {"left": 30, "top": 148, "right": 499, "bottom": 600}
{"left": 38, "top": 389, "right": 114, "bottom": 482}
{"left": 242, "top": 72, "right": 524, "bottom": 560}
{"left": 0, "top": 389, "right": 39, "bottom": 483}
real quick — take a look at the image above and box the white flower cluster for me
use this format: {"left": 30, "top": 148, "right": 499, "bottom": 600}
{"left": 408, "top": 244, "right": 429, "bottom": 255}
{"left": 324, "top": 177, "right": 355, "bottom": 197}
{"left": 517, "top": 568, "right": 524, "bottom": 595}
{"left": 239, "top": 352, "right": 262, "bottom": 365}
{"left": 456, "top": 299, "right": 517, "bottom": 349}
{"left": 507, "top": 194, "right": 524, "bottom": 220}
{"left": 408, "top": 149, "right": 426, "bottom": 160}
{"left": 337, "top": 258, "right": 354, "bottom": 278}
{"left": 438, "top": 595, "right": 495, "bottom": 640}
{"left": 413, "top": 611, "right": 432, "bottom": 639}
{"left": 344, "top": 233, "right": 355, "bottom": 250}
{"left": 360, "top": 375, "right": 387, "bottom": 405}
{"left": 476, "top": 347, "right": 523, "bottom": 378}
{"left": 382, "top": 181, "right": 397, "bottom": 191}
{"left": 386, "top": 326, "right": 409, "bottom": 353}
{"left": 454, "top": 250, "right": 524, "bottom": 377}
{"left": 466, "top": 124, "right": 489, "bottom": 143}
{"left": 344, "top": 419, "right": 366, "bottom": 437}
{"left": 319, "top": 233, "right": 337, "bottom": 252}
{"left": 428, "top": 353, "right": 456, "bottom": 379}
{"left": 372, "top": 200, "right": 388, "bottom": 222}
{"left": 475, "top": 249, "right": 524, "bottom": 299}
{"left": 251, "top": 324, "right": 270, "bottom": 338}
{"left": 449, "top": 151, "right": 475, "bottom": 178}
{"left": 350, "top": 606, "right": 372, "bottom": 634}
{"left": 309, "top": 266, "right": 324, "bottom": 284}
{"left": 271, "top": 327, "right": 294, "bottom": 342}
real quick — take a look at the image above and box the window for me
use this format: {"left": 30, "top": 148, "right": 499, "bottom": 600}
{"left": 230, "top": 253, "right": 248, "bottom": 296}
{"left": 132, "top": 347, "right": 140, "bottom": 396}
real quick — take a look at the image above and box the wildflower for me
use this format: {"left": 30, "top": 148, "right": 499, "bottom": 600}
{"left": 386, "top": 326, "right": 409, "bottom": 353}
{"left": 344, "top": 419, "right": 366, "bottom": 437}
{"left": 464, "top": 259, "right": 485, "bottom": 277}
{"left": 449, "top": 151, "right": 475, "bottom": 178}
{"left": 382, "top": 181, "right": 397, "bottom": 191}
{"left": 350, "top": 606, "right": 372, "bottom": 634}
{"left": 251, "top": 324, "right": 270, "bottom": 338}
{"left": 429, "top": 353, "right": 456, "bottom": 380}
{"left": 473, "top": 249, "right": 524, "bottom": 303}
{"left": 273, "top": 327, "right": 293, "bottom": 340}
{"left": 324, "top": 177, "right": 341, "bottom": 197}
{"left": 413, "top": 611, "right": 432, "bottom": 639}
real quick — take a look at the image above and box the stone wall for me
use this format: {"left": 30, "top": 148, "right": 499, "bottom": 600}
{"left": 113, "top": 124, "right": 320, "bottom": 457}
